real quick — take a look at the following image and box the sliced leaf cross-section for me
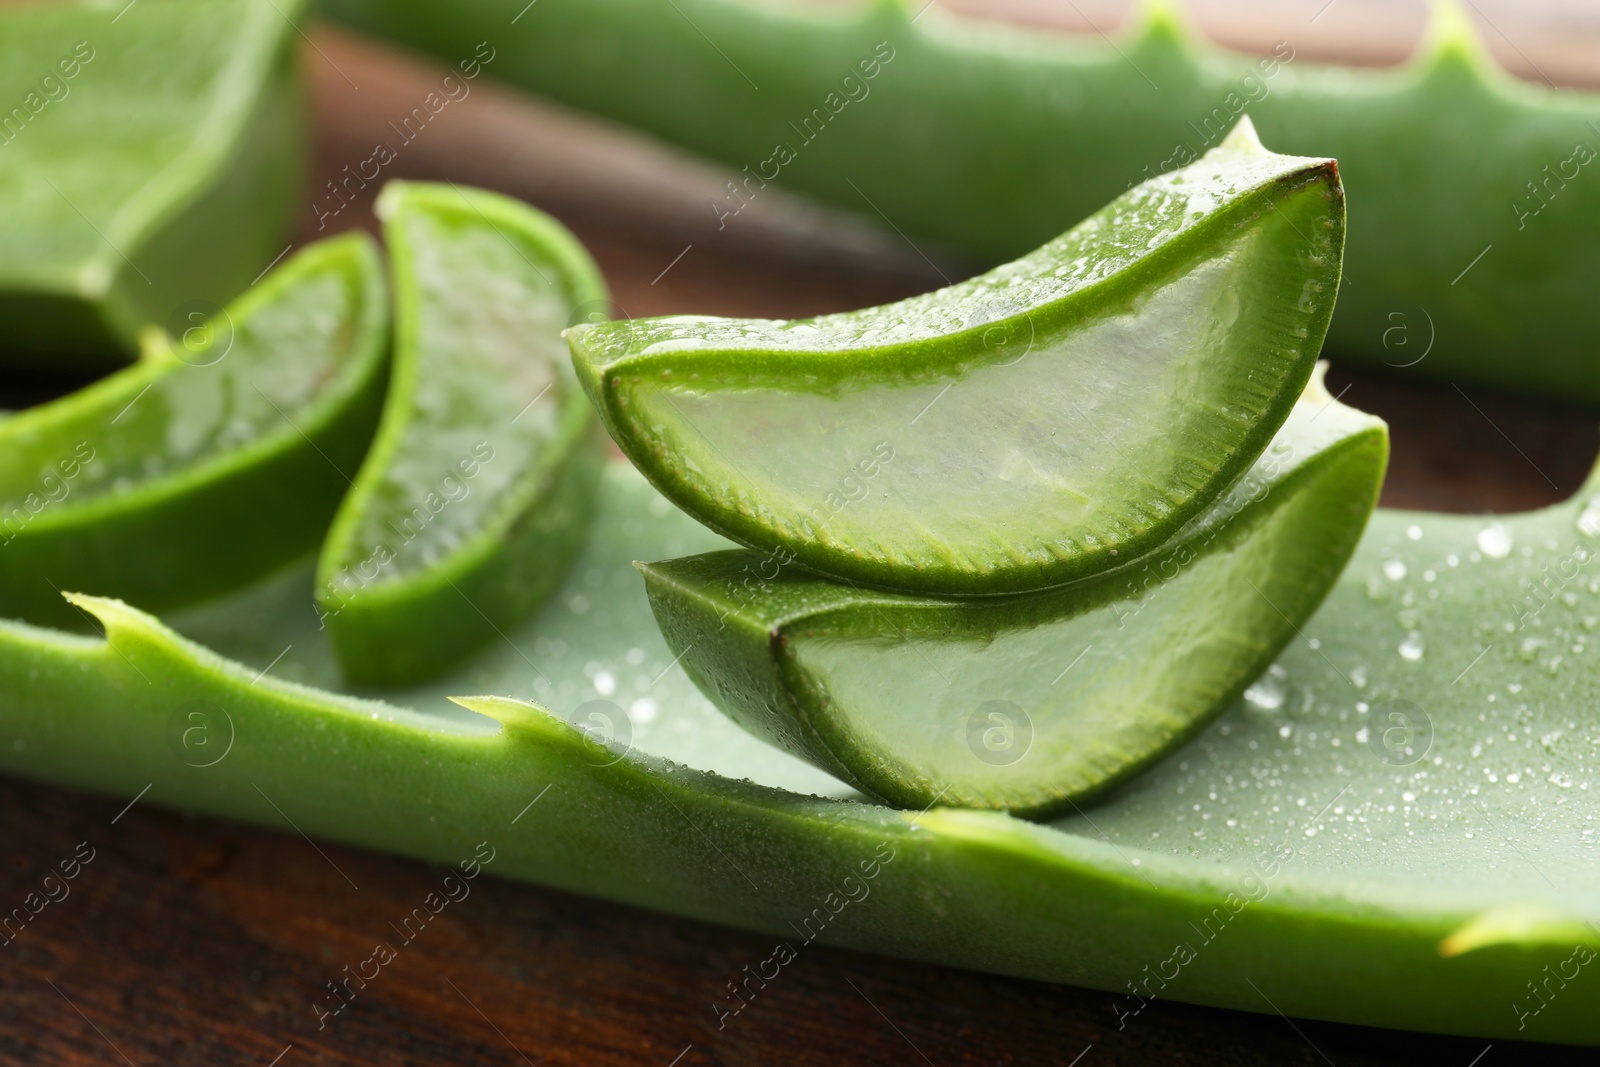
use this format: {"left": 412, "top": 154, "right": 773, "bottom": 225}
{"left": 570, "top": 119, "right": 1344, "bottom": 594}
{"left": 316, "top": 182, "right": 608, "bottom": 685}
{"left": 0, "top": 233, "right": 389, "bottom": 627}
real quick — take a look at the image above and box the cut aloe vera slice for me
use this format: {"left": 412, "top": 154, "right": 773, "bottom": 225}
{"left": 315, "top": 183, "right": 607, "bottom": 686}
{"left": 640, "top": 368, "right": 1385, "bottom": 815}
{"left": 568, "top": 119, "right": 1342, "bottom": 595}
{"left": 0, "top": 0, "right": 307, "bottom": 370}
{"left": 0, "top": 233, "right": 388, "bottom": 628}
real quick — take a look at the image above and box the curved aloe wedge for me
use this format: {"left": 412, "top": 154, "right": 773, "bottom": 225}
{"left": 1, "top": 452, "right": 1598, "bottom": 1042}
{"left": 640, "top": 369, "right": 1385, "bottom": 815}
{"left": 569, "top": 120, "right": 1340, "bottom": 594}
{"left": 327, "top": 0, "right": 1600, "bottom": 401}
{"left": 0, "top": 234, "right": 388, "bottom": 628}
{"left": 315, "top": 182, "right": 606, "bottom": 686}
{"left": 0, "top": 0, "right": 306, "bottom": 370}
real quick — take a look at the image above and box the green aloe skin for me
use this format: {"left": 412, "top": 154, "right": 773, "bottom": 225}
{"left": 316, "top": 182, "right": 607, "bottom": 686}
{"left": 327, "top": 0, "right": 1600, "bottom": 400}
{"left": 570, "top": 120, "right": 1341, "bottom": 594}
{"left": 0, "top": 234, "right": 388, "bottom": 630}
{"left": 0, "top": 0, "right": 307, "bottom": 369}
{"left": 0, "top": 452, "right": 1591, "bottom": 1043}
{"left": 640, "top": 369, "right": 1386, "bottom": 815}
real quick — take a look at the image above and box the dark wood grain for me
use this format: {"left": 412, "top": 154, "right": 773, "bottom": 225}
{"left": 7, "top": 9, "right": 1600, "bottom": 1065}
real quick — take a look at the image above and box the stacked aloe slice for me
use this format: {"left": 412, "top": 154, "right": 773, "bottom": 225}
{"left": 568, "top": 119, "right": 1386, "bottom": 813}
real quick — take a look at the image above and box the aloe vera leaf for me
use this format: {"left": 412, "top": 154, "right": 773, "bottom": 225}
{"left": 326, "top": 0, "right": 1600, "bottom": 400}
{"left": 569, "top": 120, "right": 1340, "bottom": 594}
{"left": 0, "top": 0, "right": 307, "bottom": 370}
{"left": 314, "top": 183, "right": 606, "bottom": 686}
{"left": 639, "top": 368, "right": 1385, "bottom": 815}
{"left": 0, "top": 456, "right": 1594, "bottom": 1042}
{"left": 0, "top": 234, "right": 388, "bottom": 629}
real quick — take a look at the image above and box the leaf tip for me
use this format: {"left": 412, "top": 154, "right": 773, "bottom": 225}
{"left": 1218, "top": 114, "right": 1265, "bottom": 154}
{"left": 1131, "top": 0, "right": 1191, "bottom": 47}
{"left": 867, "top": 0, "right": 916, "bottom": 25}
{"left": 1416, "top": 0, "right": 1494, "bottom": 77}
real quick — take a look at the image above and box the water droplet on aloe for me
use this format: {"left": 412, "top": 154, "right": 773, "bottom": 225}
{"left": 1243, "top": 664, "right": 1287, "bottom": 711}
{"left": 1382, "top": 559, "right": 1407, "bottom": 581}
{"left": 1476, "top": 524, "right": 1512, "bottom": 558}
{"left": 1398, "top": 631, "right": 1425, "bottom": 661}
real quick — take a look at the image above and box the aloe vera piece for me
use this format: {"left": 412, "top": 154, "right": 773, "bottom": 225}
{"left": 0, "top": 455, "right": 1595, "bottom": 1043}
{"left": 0, "top": 234, "right": 388, "bottom": 628}
{"left": 327, "top": 0, "right": 1600, "bottom": 400}
{"left": 569, "top": 120, "right": 1340, "bottom": 594}
{"left": 0, "top": 0, "right": 307, "bottom": 370}
{"left": 640, "top": 369, "right": 1385, "bottom": 815}
{"left": 315, "top": 183, "right": 606, "bottom": 686}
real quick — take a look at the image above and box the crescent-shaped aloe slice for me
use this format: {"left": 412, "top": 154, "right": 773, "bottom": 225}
{"left": 315, "top": 182, "right": 606, "bottom": 686}
{"left": 640, "top": 368, "right": 1385, "bottom": 815}
{"left": 0, "top": 0, "right": 306, "bottom": 370}
{"left": 0, "top": 234, "right": 387, "bottom": 628}
{"left": 568, "top": 119, "right": 1341, "bottom": 595}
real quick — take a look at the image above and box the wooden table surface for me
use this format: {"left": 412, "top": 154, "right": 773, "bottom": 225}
{"left": 8, "top": 6, "right": 1600, "bottom": 1064}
